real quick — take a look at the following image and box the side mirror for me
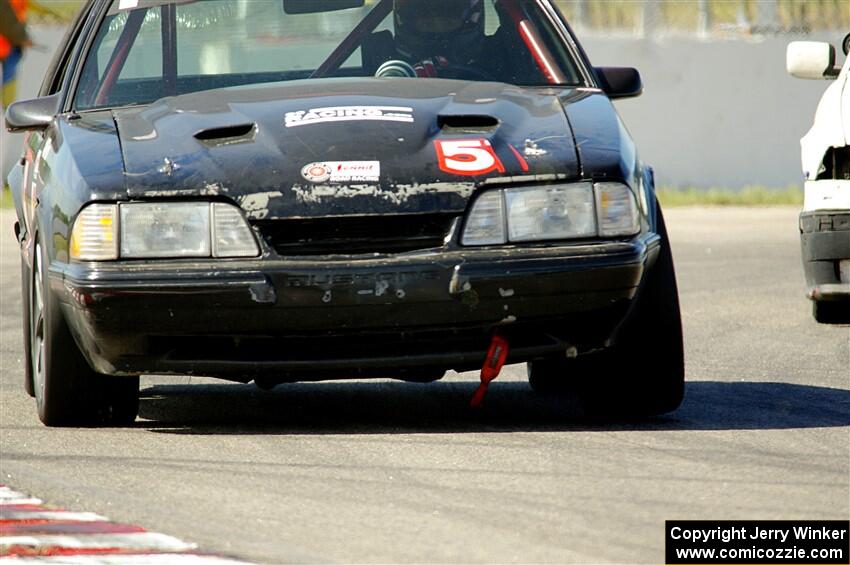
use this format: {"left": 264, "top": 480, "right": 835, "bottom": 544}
{"left": 5, "top": 94, "right": 61, "bottom": 132}
{"left": 786, "top": 41, "right": 839, "bottom": 80}
{"left": 843, "top": 32, "right": 850, "bottom": 56}
{"left": 595, "top": 67, "right": 643, "bottom": 99}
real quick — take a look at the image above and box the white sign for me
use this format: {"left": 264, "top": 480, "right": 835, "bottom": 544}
{"left": 301, "top": 161, "right": 381, "bottom": 183}
{"left": 285, "top": 106, "right": 414, "bottom": 128}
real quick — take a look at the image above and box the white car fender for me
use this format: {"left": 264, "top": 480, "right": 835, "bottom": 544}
{"left": 800, "top": 55, "right": 849, "bottom": 211}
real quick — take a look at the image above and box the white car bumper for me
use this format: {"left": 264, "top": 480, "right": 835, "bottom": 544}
{"left": 804, "top": 179, "right": 850, "bottom": 212}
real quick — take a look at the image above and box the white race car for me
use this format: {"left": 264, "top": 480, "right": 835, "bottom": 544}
{"left": 787, "top": 33, "right": 850, "bottom": 324}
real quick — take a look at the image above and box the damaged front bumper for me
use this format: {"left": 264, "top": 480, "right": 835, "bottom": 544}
{"left": 50, "top": 237, "right": 659, "bottom": 379}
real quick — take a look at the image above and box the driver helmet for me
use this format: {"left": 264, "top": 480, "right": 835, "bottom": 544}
{"left": 394, "top": 0, "right": 486, "bottom": 63}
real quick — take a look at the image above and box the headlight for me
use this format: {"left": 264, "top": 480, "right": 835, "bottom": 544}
{"left": 462, "top": 191, "right": 506, "bottom": 245}
{"left": 461, "top": 182, "right": 639, "bottom": 245}
{"left": 506, "top": 183, "right": 596, "bottom": 241}
{"left": 595, "top": 182, "right": 640, "bottom": 237}
{"left": 211, "top": 203, "right": 261, "bottom": 258}
{"left": 70, "top": 202, "right": 259, "bottom": 260}
{"left": 121, "top": 202, "right": 211, "bottom": 258}
{"left": 70, "top": 204, "right": 118, "bottom": 260}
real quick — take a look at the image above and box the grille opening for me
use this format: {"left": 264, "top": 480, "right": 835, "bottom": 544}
{"left": 255, "top": 213, "right": 458, "bottom": 256}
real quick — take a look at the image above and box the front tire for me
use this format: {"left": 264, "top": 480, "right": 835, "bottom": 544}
{"left": 21, "top": 259, "right": 34, "bottom": 397}
{"left": 31, "top": 241, "right": 139, "bottom": 426}
{"left": 527, "top": 204, "right": 685, "bottom": 417}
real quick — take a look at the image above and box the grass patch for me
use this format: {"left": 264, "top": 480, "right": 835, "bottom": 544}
{"left": 657, "top": 186, "right": 803, "bottom": 207}
{"left": 1, "top": 187, "right": 13, "bottom": 210}
{"left": 29, "top": 1, "right": 85, "bottom": 24}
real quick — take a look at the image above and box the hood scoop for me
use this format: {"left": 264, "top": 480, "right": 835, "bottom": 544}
{"left": 194, "top": 123, "right": 257, "bottom": 145}
{"left": 437, "top": 114, "right": 499, "bottom": 134}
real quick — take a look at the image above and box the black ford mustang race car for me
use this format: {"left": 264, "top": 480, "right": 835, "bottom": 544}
{"left": 6, "top": 0, "right": 684, "bottom": 426}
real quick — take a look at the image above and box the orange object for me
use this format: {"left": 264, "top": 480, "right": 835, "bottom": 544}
{"left": 0, "top": 0, "right": 28, "bottom": 60}
{"left": 469, "top": 333, "right": 510, "bottom": 408}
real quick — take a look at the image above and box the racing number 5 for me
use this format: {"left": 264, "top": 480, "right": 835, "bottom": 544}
{"left": 435, "top": 139, "right": 506, "bottom": 176}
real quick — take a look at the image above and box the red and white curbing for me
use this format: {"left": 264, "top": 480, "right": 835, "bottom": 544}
{"left": 0, "top": 486, "right": 251, "bottom": 563}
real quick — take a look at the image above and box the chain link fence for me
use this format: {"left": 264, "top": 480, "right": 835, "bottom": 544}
{"left": 555, "top": 0, "right": 849, "bottom": 36}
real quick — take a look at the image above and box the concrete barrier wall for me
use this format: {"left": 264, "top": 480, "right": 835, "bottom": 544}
{"left": 2, "top": 26, "right": 845, "bottom": 190}
{"left": 581, "top": 33, "right": 842, "bottom": 189}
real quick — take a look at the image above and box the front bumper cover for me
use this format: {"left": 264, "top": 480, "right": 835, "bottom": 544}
{"left": 799, "top": 210, "right": 850, "bottom": 302}
{"left": 50, "top": 237, "right": 659, "bottom": 377}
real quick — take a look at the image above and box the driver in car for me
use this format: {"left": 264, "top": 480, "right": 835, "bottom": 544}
{"left": 394, "top": 0, "right": 487, "bottom": 78}
{"left": 367, "top": 0, "right": 519, "bottom": 81}
{"left": 365, "top": 0, "right": 541, "bottom": 83}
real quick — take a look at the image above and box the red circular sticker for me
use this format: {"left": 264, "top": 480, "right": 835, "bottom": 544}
{"left": 301, "top": 163, "right": 332, "bottom": 183}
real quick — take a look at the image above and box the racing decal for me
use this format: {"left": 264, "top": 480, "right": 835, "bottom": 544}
{"left": 508, "top": 145, "right": 530, "bottom": 172}
{"left": 301, "top": 161, "right": 381, "bottom": 183}
{"left": 285, "top": 106, "right": 414, "bottom": 128}
{"left": 434, "top": 139, "right": 506, "bottom": 176}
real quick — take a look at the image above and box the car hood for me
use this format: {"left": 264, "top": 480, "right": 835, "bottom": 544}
{"left": 113, "top": 79, "right": 580, "bottom": 219}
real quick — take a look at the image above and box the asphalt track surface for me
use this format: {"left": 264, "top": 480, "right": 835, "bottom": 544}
{"left": 0, "top": 206, "right": 848, "bottom": 564}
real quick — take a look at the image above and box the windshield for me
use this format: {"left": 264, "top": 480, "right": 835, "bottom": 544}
{"left": 74, "top": 0, "right": 584, "bottom": 110}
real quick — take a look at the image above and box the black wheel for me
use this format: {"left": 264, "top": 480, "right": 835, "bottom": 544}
{"left": 527, "top": 204, "right": 685, "bottom": 417}
{"left": 97, "top": 378, "right": 141, "bottom": 425}
{"left": 813, "top": 301, "right": 850, "bottom": 325}
{"left": 21, "top": 258, "right": 34, "bottom": 397}
{"left": 527, "top": 360, "right": 559, "bottom": 394}
{"left": 31, "top": 241, "right": 139, "bottom": 426}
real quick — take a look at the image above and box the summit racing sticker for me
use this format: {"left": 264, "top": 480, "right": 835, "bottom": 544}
{"left": 285, "top": 106, "right": 414, "bottom": 128}
{"left": 301, "top": 161, "right": 381, "bottom": 183}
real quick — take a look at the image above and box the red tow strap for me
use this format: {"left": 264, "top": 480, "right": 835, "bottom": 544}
{"left": 470, "top": 334, "right": 510, "bottom": 408}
